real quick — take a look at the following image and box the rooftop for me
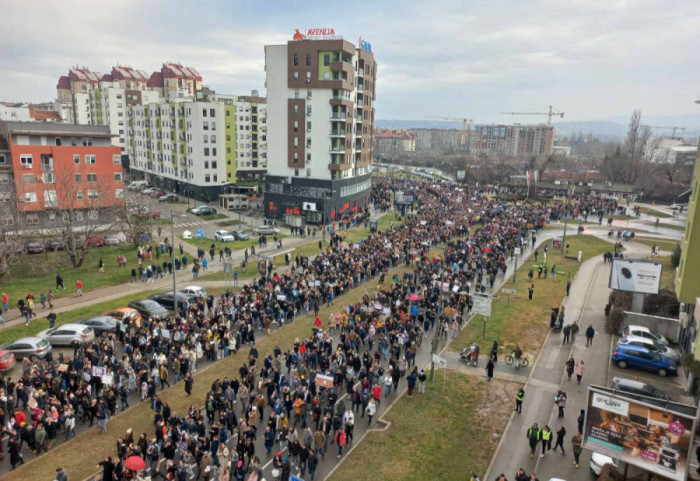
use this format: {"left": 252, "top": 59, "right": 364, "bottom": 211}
{"left": 1, "top": 121, "right": 113, "bottom": 138}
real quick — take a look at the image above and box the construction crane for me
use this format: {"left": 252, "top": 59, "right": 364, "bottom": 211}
{"left": 425, "top": 116, "right": 474, "bottom": 146}
{"left": 648, "top": 125, "right": 686, "bottom": 139}
{"left": 500, "top": 105, "right": 564, "bottom": 125}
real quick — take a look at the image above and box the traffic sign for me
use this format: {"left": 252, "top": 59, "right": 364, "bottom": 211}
{"left": 472, "top": 293, "right": 492, "bottom": 317}
{"left": 432, "top": 354, "right": 447, "bottom": 368}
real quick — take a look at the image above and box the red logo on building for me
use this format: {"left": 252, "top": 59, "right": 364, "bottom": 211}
{"left": 293, "top": 29, "right": 306, "bottom": 40}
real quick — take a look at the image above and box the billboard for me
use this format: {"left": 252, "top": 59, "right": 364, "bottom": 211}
{"left": 583, "top": 388, "right": 695, "bottom": 481}
{"left": 609, "top": 259, "right": 663, "bottom": 294}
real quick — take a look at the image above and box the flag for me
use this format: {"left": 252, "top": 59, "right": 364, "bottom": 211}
{"left": 526, "top": 170, "right": 531, "bottom": 187}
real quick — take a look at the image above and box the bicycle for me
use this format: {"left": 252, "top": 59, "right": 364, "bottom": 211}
{"left": 505, "top": 353, "right": 529, "bottom": 367}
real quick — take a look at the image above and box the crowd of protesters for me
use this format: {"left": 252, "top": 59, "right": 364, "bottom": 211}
{"left": 0, "top": 175, "right": 625, "bottom": 479}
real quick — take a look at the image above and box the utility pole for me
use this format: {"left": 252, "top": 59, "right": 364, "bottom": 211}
{"left": 561, "top": 185, "right": 573, "bottom": 254}
{"left": 171, "top": 208, "right": 178, "bottom": 318}
{"left": 513, "top": 253, "right": 518, "bottom": 284}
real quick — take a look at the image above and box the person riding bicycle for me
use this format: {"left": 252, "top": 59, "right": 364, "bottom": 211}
{"left": 513, "top": 345, "right": 523, "bottom": 368}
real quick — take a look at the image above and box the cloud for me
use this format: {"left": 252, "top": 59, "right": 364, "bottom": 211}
{"left": 0, "top": 0, "right": 699, "bottom": 122}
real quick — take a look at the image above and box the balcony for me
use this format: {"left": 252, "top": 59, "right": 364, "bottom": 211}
{"left": 330, "top": 113, "right": 346, "bottom": 121}
{"left": 330, "top": 129, "right": 346, "bottom": 137}
{"left": 329, "top": 146, "right": 345, "bottom": 153}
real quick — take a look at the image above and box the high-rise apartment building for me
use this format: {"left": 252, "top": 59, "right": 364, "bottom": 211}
{"left": 469, "top": 124, "right": 554, "bottom": 158}
{"left": 263, "top": 32, "right": 376, "bottom": 223}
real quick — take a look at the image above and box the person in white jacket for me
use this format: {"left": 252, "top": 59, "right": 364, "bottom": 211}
{"left": 366, "top": 398, "right": 377, "bottom": 425}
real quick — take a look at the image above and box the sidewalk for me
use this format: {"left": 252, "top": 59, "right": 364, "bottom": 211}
{"left": 484, "top": 237, "right": 657, "bottom": 481}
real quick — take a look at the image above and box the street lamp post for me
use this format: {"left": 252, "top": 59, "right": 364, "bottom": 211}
{"left": 561, "top": 185, "right": 574, "bottom": 254}
{"left": 171, "top": 208, "right": 178, "bottom": 318}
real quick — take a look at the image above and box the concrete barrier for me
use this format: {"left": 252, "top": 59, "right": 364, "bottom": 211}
{"left": 622, "top": 311, "right": 681, "bottom": 343}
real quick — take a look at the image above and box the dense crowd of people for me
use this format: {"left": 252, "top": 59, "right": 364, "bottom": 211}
{"left": 0, "top": 175, "right": 627, "bottom": 480}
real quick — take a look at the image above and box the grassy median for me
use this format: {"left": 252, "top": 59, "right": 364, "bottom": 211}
{"left": 5, "top": 264, "right": 409, "bottom": 481}
{"left": 451, "top": 235, "right": 611, "bottom": 355}
{"left": 329, "top": 372, "right": 520, "bottom": 481}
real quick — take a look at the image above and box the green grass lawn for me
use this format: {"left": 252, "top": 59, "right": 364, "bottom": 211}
{"left": 329, "top": 372, "right": 520, "bottom": 481}
{"left": 452, "top": 235, "right": 611, "bottom": 354}
{"left": 634, "top": 237, "right": 680, "bottom": 253}
{"left": 655, "top": 256, "right": 675, "bottom": 292}
{"left": 656, "top": 222, "right": 686, "bottom": 232}
{"left": 0, "top": 244, "right": 143, "bottom": 305}
{"left": 646, "top": 208, "right": 672, "bottom": 219}
{"left": 216, "top": 220, "right": 241, "bottom": 227}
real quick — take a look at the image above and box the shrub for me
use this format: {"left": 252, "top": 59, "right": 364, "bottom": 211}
{"left": 606, "top": 307, "right": 625, "bottom": 334}
{"left": 671, "top": 243, "right": 682, "bottom": 268}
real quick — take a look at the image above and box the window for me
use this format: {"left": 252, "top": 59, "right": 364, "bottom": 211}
{"left": 210, "top": 134, "right": 216, "bottom": 143}
{"left": 114, "top": 172, "right": 122, "bottom": 182}
{"left": 87, "top": 190, "right": 98, "bottom": 199}
{"left": 306, "top": 138, "right": 311, "bottom": 148}
{"left": 306, "top": 121, "right": 312, "bottom": 131}
{"left": 293, "top": 71, "right": 299, "bottom": 80}
{"left": 293, "top": 152, "right": 298, "bottom": 163}
{"left": 306, "top": 168, "right": 311, "bottom": 177}
{"left": 55, "top": 137, "right": 62, "bottom": 146}
{"left": 24, "top": 192, "right": 37, "bottom": 203}
{"left": 86, "top": 173, "right": 97, "bottom": 183}
{"left": 75, "top": 173, "right": 82, "bottom": 183}
{"left": 85, "top": 155, "right": 96, "bottom": 164}
{"left": 294, "top": 137, "right": 299, "bottom": 147}
{"left": 306, "top": 153, "right": 311, "bottom": 162}
{"left": 204, "top": 148, "right": 210, "bottom": 156}
{"left": 44, "top": 190, "right": 57, "bottom": 207}
{"left": 82, "top": 138, "right": 92, "bottom": 147}
{"left": 323, "top": 71, "right": 330, "bottom": 80}
{"left": 295, "top": 169, "right": 300, "bottom": 176}
{"left": 306, "top": 54, "right": 312, "bottom": 66}
{"left": 210, "top": 109, "right": 215, "bottom": 117}
{"left": 115, "top": 189, "right": 124, "bottom": 199}
{"left": 306, "top": 71, "right": 311, "bottom": 83}
{"left": 307, "top": 90, "right": 312, "bottom": 99}
{"left": 76, "top": 211, "right": 84, "bottom": 221}
{"left": 22, "top": 174, "right": 35, "bottom": 184}
{"left": 71, "top": 137, "right": 77, "bottom": 146}
{"left": 0, "top": 174, "right": 9, "bottom": 184}
{"left": 293, "top": 105, "right": 299, "bottom": 116}
{"left": 76, "top": 190, "right": 84, "bottom": 201}
{"left": 202, "top": 109, "right": 207, "bottom": 117}
{"left": 113, "top": 155, "right": 121, "bottom": 164}
{"left": 324, "top": 53, "right": 331, "bottom": 66}
{"left": 293, "top": 53, "right": 299, "bottom": 66}
{"left": 293, "top": 121, "right": 299, "bottom": 132}
{"left": 205, "top": 174, "right": 211, "bottom": 182}
{"left": 204, "top": 161, "right": 209, "bottom": 169}
{"left": 88, "top": 210, "right": 98, "bottom": 221}
{"left": 306, "top": 105, "right": 312, "bottom": 115}
{"left": 20, "top": 155, "right": 33, "bottom": 167}
{"left": 26, "top": 213, "right": 39, "bottom": 224}
{"left": 212, "top": 148, "right": 217, "bottom": 156}
{"left": 212, "top": 161, "right": 217, "bottom": 169}
{"left": 213, "top": 174, "right": 217, "bottom": 182}
{"left": 203, "top": 121, "right": 209, "bottom": 130}
{"left": 226, "top": 135, "right": 231, "bottom": 141}
{"left": 43, "top": 172, "right": 55, "bottom": 183}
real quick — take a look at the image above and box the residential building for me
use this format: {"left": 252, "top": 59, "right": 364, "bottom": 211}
{"left": 263, "top": 33, "right": 376, "bottom": 223}
{"left": 412, "top": 129, "right": 463, "bottom": 153}
{"left": 676, "top": 152, "right": 700, "bottom": 307}
{"left": 469, "top": 124, "right": 554, "bottom": 158}
{"left": 0, "top": 121, "right": 123, "bottom": 226}
{"left": 374, "top": 128, "right": 415, "bottom": 154}
{"left": 206, "top": 91, "right": 268, "bottom": 181}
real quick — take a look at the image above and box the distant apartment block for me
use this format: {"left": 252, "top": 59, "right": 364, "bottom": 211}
{"left": 0, "top": 103, "right": 62, "bottom": 123}
{"left": 412, "top": 128, "right": 463, "bottom": 153}
{"left": 0, "top": 121, "right": 124, "bottom": 226}
{"left": 470, "top": 124, "right": 554, "bottom": 158}
{"left": 374, "top": 128, "right": 415, "bottom": 155}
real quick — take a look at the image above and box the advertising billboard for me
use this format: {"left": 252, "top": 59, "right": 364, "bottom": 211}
{"left": 609, "top": 259, "right": 663, "bottom": 295}
{"left": 583, "top": 388, "right": 695, "bottom": 481}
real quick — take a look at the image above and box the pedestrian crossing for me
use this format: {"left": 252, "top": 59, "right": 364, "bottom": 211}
{"left": 176, "top": 221, "right": 207, "bottom": 227}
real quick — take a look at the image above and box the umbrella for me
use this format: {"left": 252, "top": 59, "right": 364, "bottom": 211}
{"left": 124, "top": 456, "right": 147, "bottom": 471}
{"left": 409, "top": 294, "right": 419, "bottom": 301}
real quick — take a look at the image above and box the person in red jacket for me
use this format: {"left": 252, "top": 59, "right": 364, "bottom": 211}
{"left": 76, "top": 279, "right": 83, "bottom": 297}
{"left": 335, "top": 428, "right": 346, "bottom": 458}
{"left": 372, "top": 383, "right": 382, "bottom": 406}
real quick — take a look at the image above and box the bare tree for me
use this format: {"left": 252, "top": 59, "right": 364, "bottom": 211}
{"left": 115, "top": 189, "right": 159, "bottom": 248}
{"left": 38, "top": 165, "right": 119, "bottom": 268}
{"left": 600, "top": 146, "right": 628, "bottom": 183}
{"left": 624, "top": 110, "right": 653, "bottom": 184}
{"left": 0, "top": 197, "right": 24, "bottom": 278}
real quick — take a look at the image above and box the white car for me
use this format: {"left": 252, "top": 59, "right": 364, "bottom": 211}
{"left": 214, "top": 230, "right": 236, "bottom": 242}
{"left": 623, "top": 325, "right": 669, "bottom": 346}
{"left": 256, "top": 225, "right": 280, "bottom": 235}
{"left": 590, "top": 452, "right": 617, "bottom": 476}
{"left": 618, "top": 335, "right": 680, "bottom": 363}
{"left": 179, "top": 286, "right": 207, "bottom": 297}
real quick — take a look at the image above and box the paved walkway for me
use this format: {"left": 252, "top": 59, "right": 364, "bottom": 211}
{"left": 484, "top": 236, "right": 659, "bottom": 481}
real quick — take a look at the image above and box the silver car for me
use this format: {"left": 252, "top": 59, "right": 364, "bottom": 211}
{"left": 76, "top": 316, "right": 118, "bottom": 336}
{"left": 37, "top": 323, "right": 95, "bottom": 346}
{"left": 2, "top": 337, "right": 52, "bottom": 360}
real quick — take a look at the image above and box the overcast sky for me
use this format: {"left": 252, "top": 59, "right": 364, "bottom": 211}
{"left": 2, "top": 0, "right": 699, "bottom": 123}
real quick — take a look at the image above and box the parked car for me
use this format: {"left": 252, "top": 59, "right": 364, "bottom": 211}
{"left": 102, "top": 307, "right": 142, "bottom": 324}
{"left": 2, "top": 337, "right": 52, "bottom": 360}
{"left": 44, "top": 239, "right": 64, "bottom": 251}
{"left": 623, "top": 325, "right": 669, "bottom": 346}
{"left": 232, "top": 230, "right": 250, "bottom": 240}
{"left": 191, "top": 206, "right": 217, "bottom": 216}
{"left": 214, "top": 230, "right": 236, "bottom": 242}
{"left": 590, "top": 452, "right": 618, "bottom": 476}
{"left": 159, "top": 194, "right": 179, "bottom": 203}
{"left": 104, "top": 235, "right": 121, "bottom": 246}
{"left": 611, "top": 344, "right": 677, "bottom": 377}
{"left": 127, "top": 181, "right": 149, "bottom": 191}
{"left": 0, "top": 350, "right": 16, "bottom": 372}
{"left": 25, "top": 241, "right": 45, "bottom": 254}
{"left": 87, "top": 235, "right": 105, "bottom": 247}
{"left": 671, "top": 203, "right": 688, "bottom": 210}
{"left": 128, "top": 299, "right": 169, "bottom": 319}
{"left": 618, "top": 335, "right": 680, "bottom": 363}
{"left": 130, "top": 206, "right": 161, "bottom": 219}
{"left": 178, "top": 285, "right": 207, "bottom": 297}
{"left": 255, "top": 225, "right": 280, "bottom": 235}
{"left": 150, "top": 189, "right": 167, "bottom": 198}
{"left": 148, "top": 292, "right": 192, "bottom": 311}
{"left": 37, "top": 324, "right": 95, "bottom": 346}
{"left": 141, "top": 187, "right": 159, "bottom": 195}
{"left": 76, "top": 316, "right": 118, "bottom": 335}
{"left": 609, "top": 376, "right": 673, "bottom": 401}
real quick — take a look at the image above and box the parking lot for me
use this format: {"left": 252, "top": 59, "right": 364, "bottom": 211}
{"left": 607, "top": 334, "right": 693, "bottom": 404}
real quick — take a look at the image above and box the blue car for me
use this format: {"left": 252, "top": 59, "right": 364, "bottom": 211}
{"left": 611, "top": 344, "right": 677, "bottom": 377}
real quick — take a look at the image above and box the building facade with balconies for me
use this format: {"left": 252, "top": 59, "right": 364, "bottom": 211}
{"left": 263, "top": 33, "right": 376, "bottom": 224}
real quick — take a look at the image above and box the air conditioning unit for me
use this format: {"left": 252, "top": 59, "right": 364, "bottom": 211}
{"left": 24, "top": 164, "right": 32, "bottom": 169}
{"left": 303, "top": 202, "right": 317, "bottom": 211}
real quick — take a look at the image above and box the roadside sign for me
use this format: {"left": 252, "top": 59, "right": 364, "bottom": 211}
{"left": 223, "top": 262, "right": 233, "bottom": 274}
{"left": 432, "top": 354, "right": 447, "bottom": 368}
{"left": 501, "top": 288, "right": 516, "bottom": 294}
{"left": 514, "top": 247, "right": 522, "bottom": 256}
{"left": 472, "top": 294, "right": 492, "bottom": 317}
